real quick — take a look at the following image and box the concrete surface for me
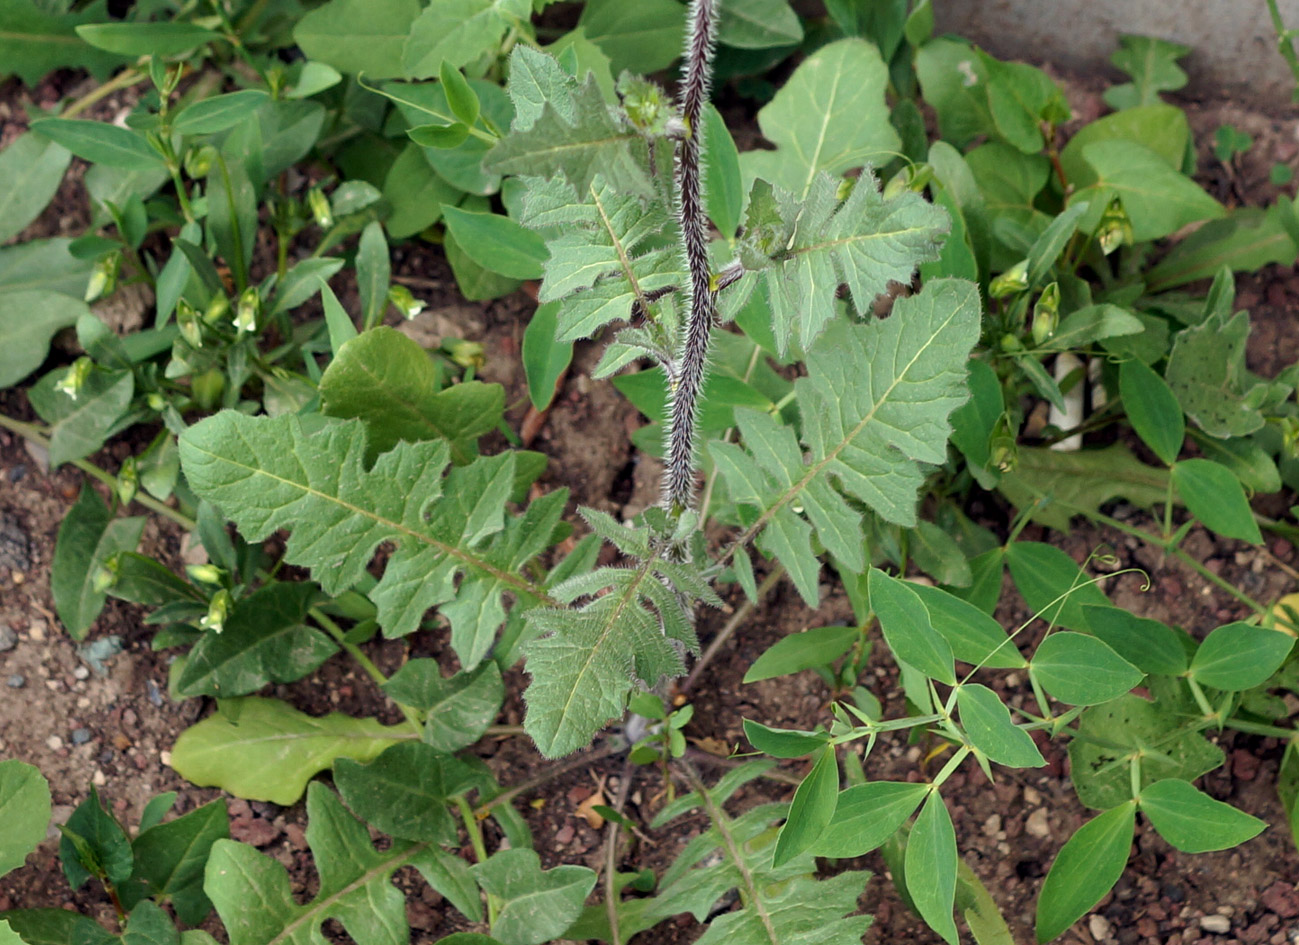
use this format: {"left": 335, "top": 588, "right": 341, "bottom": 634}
{"left": 936, "top": 0, "right": 1299, "bottom": 105}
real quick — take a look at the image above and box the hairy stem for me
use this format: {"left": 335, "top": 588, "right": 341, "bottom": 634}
{"left": 662, "top": 0, "right": 719, "bottom": 517}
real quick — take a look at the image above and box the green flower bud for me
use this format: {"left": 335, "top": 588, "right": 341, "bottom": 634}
{"left": 308, "top": 186, "right": 333, "bottom": 229}
{"left": 199, "top": 589, "right": 232, "bottom": 634}
{"left": 387, "top": 284, "right": 424, "bottom": 319}
{"left": 989, "top": 259, "right": 1030, "bottom": 299}
{"left": 116, "top": 456, "right": 138, "bottom": 506}
{"left": 1031, "top": 281, "right": 1060, "bottom": 346}
{"left": 85, "top": 252, "right": 121, "bottom": 303}
{"left": 184, "top": 145, "right": 217, "bottom": 179}
{"left": 235, "top": 286, "right": 260, "bottom": 335}
{"left": 444, "top": 338, "right": 484, "bottom": 370}
{"left": 1096, "top": 195, "right": 1133, "bottom": 255}
{"left": 203, "top": 293, "right": 230, "bottom": 326}
{"left": 176, "top": 299, "right": 203, "bottom": 348}
{"left": 186, "top": 563, "right": 225, "bottom": 585}
{"left": 55, "top": 357, "right": 94, "bottom": 399}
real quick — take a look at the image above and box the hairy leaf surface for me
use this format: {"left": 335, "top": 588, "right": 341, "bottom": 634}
{"left": 180, "top": 412, "right": 563, "bottom": 665}
{"left": 710, "top": 279, "right": 980, "bottom": 604}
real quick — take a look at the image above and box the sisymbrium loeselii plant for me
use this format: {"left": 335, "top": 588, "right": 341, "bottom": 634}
{"left": 5, "top": 1, "right": 1299, "bottom": 943}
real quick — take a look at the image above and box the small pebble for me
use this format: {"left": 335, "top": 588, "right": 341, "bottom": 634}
{"left": 1201, "top": 915, "right": 1232, "bottom": 934}
{"left": 0, "top": 624, "right": 15, "bottom": 652}
{"left": 5, "top": 674, "right": 24, "bottom": 689}
{"left": 1025, "top": 808, "right": 1051, "bottom": 839}
{"left": 146, "top": 679, "right": 164, "bottom": 707}
{"left": 70, "top": 728, "right": 92, "bottom": 746}
{"left": 72, "top": 666, "right": 89, "bottom": 681}
{"left": 1090, "top": 914, "right": 1112, "bottom": 941}
{"left": 91, "top": 770, "right": 106, "bottom": 787}
{"left": 45, "top": 735, "right": 63, "bottom": 750}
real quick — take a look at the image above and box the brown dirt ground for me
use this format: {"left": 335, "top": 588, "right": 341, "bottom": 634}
{"left": 4, "top": 54, "right": 1299, "bottom": 945}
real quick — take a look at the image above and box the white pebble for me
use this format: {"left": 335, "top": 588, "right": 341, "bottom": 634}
{"left": 45, "top": 735, "right": 63, "bottom": 750}
{"left": 1025, "top": 808, "right": 1051, "bottom": 839}
{"left": 72, "top": 666, "right": 89, "bottom": 680}
{"left": 1089, "top": 914, "right": 1112, "bottom": 941}
{"left": 1200, "top": 915, "right": 1231, "bottom": 934}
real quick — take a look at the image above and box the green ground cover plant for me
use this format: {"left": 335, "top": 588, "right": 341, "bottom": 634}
{"left": 4, "top": 0, "right": 1299, "bottom": 943}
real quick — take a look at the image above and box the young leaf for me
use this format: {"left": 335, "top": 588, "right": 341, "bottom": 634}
{"left": 1069, "top": 694, "right": 1223, "bottom": 810}
{"left": 1119, "top": 358, "right": 1184, "bottom": 465}
{"left": 473, "top": 848, "right": 596, "bottom": 945}
{"left": 0, "top": 131, "right": 70, "bottom": 243}
{"left": 743, "top": 626, "right": 859, "bottom": 683}
{"left": 320, "top": 326, "right": 504, "bottom": 464}
{"left": 354, "top": 222, "right": 391, "bottom": 330}
{"left": 1172, "top": 458, "right": 1263, "bottom": 544}
{"left": 743, "top": 719, "right": 830, "bottom": 758}
{"left": 169, "top": 697, "right": 405, "bottom": 804}
{"left": 382, "top": 659, "right": 505, "bottom": 752}
{"left": 207, "top": 154, "right": 256, "bottom": 287}
{"left": 440, "top": 61, "right": 481, "bottom": 126}
{"left": 1187, "top": 622, "right": 1294, "bottom": 691}
{"left": 1081, "top": 605, "right": 1189, "bottom": 676}
{"left": 812, "top": 781, "right": 928, "bottom": 858}
{"left": 29, "top": 119, "right": 163, "bottom": 169}
{"left": 292, "top": 0, "right": 421, "bottom": 78}
{"left": 740, "top": 39, "right": 899, "bottom": 197}
{"left": 1030, "top": 632, "right": 1143, "bottom": 706}
{"left": 773, "top": 746, "right": 839, "bottom": 867}
{"left": 174, "top": 582, "right": 336, "bottom": 698}
{"left": 710, "top": 279, "right": 979, "bottom": 605}
{"left": 334, "top": 742, "right": 479, "bottom": 844}
{"left": 906, "top": 791, "right": 958, "bottom": 945}
{"left": 1104, "top": 35, "right": 1190, "bottom": 110}
{"left": 737, "top": 171, "right": 949, "bottom": 353}
{"left": 207, "top": 781, "right": 464, "bottom": 945}
{"left": 180, "top": 412, "right": 558, "bottom": 662}
{"left": 441, "top": 206, "right": 548, "bottom": 280}
{"left": 522, "top": 301, "right": 573, "bottom": 410}
{"left": 60, "top": 786, "right": 132, "bottom": 889}
{"left": 383, "top": 143, "right": 463, "bottom": 238}
{"left": 0, "top": 290, "right": 89, "bottom": 388}
{"left": 0, "top": 761, "right": 51, "bottom": 878}
{"left": 869, "top": 569, "right": 956, "bottom": 685}
{"left": 1139, "top": 779, "right": 1265, "bottom": 853}
{"left": 1006, "top": 541, "right": 1110, "bottom": 631}
{"left": 958, "top": 683, "right": 1046, "bottom": 767}
{"left": 120, "top": 799, "right": 228, "bottom": 925}
{"left": 1035, "top": 802, "right": 1136, "bottom": 943}
{"left": 51, "top": 483, "right": 145, "bottom": 640}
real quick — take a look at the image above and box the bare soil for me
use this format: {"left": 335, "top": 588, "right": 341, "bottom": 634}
{"left": 3, "top": 57, "right": 1299, "bottom": 945}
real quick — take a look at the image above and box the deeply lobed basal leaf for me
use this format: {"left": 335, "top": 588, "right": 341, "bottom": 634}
{"left": 736, "top": 171, "right": 950, "bottom": 353}
{"left": 710, "top": 278, "right": 981, "bottom": 604}
{"left": 179, "top": 411, "right": 565, "bottom": 668}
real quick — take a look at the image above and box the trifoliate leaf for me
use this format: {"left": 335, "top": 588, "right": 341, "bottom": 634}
{"left": 736, "top": 171, "right": 948, "bottom": 353}
{"left": 709, "top": 279, "right": 980, "bottom": 605}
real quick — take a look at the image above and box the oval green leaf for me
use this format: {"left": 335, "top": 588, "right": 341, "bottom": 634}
{"left": 869, "top": 568, "right": 956, "bottom": 685}
{"left": 30, "top": 118, "right": 164, "bottom": 169}
{"left": 0, "top": 760, "right": 51, "bottom": 877}
{"left": 743, "top": 625, "right": 860, "bottom": 683}
{"left": 1035, "top": 801, "right": 1136, "bottom": 943}
{"left": 172, "top": 90, "right": 270, "bottom": 136}
{"left": 522, "top": 301, "right": 574, "bottom": 411}
{"left": 742, "top": 719, "right": 829, "bottom": 758}
{"left": 1081, "top": 604, "right": 1190, "bottom": 676}
{"left": 958, "top": 683, "right": 1046, "bottom": 767}
{"left": 1006, "top": 541, "right": 1110, "bottom": 631}
{"left": 1119, "top": 358, "right": 1184, "bottom": 465}
{"left": 772, "top": 745, "right": 840, "bottom": 867}
{"left": 812, "top": 781, "right": 929, "bottom": 858}
{"left": 1031, "top": 632, "right": 1143, "bottom": 705}
{"left": 441, "top": 205, "right": 548, "bottom": 280}
{"left": 1139, "top": 778, "right": 1265, "bottom": 852}
{"left": 1172, "top": 458, "right": 1263, "bottom": 543}
{"left": 906, "top": 791, "right": 958, "bottom": 945}
{"left": 75, "top": 21, "right": 220, "bottom": 56}
{"left": 912, "top": 582, "right": 1026, "bottom": 669}
{"left": 1188, "top": 621, "right": 1293, "bottom": 691}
